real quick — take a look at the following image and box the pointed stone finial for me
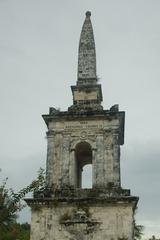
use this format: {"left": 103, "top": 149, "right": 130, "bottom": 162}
{"left": 77, "top": 11, "right": 97, "bottom": 85}
{"left": 86, "top": 11, "right": 91, "bottom": 17}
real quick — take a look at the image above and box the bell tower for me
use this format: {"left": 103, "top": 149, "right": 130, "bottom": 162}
{"left": 26, "top": 12, "right": 138, "bottom": 240}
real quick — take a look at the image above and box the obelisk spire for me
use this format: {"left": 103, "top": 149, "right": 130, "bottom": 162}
{"left": 69, "top": 11, "right": 103, "bottom": 112}
{"left": 77, "top": 11, "right": 97, "bottom": 85}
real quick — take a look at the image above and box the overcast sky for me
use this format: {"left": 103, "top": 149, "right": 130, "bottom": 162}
{"left": 0, "top": 0, "right": 160, "bottom": 237}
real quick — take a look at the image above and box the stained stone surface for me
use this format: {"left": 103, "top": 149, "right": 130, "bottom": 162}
{"left": 25, "top": 11, "right": 139, "bottom": 240}
{"left": 27, "top": 201, "right": 136, "bottom": 240}
{"left": 70, "top": 12, "right": 102, "bottom": 112}
{"left": 77, "top": 11, "right": 97, "bottom": 83}
{"left": 43, "top": 112, "right": 124, "bottom": 189}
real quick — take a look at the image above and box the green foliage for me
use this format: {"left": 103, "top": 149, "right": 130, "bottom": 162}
{"left": 0, "top": 222, "right": 30, "bottom": 240}
{"left": 134, "top": 224, "right": 144, "bottom": 240}
{"left": 0, "top": 168, "right": 45, "bottom": 238}
{"left": 133, "top": 207, "right": 144, "bottom": 240}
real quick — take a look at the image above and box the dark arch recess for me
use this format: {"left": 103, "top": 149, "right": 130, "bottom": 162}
{"left": 75, "top": 142, "right": 92, "bottom": 188}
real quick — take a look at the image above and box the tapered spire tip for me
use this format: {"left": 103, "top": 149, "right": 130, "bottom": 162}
{"left": 86, "top": 11, "right": 91, "bottom": 17}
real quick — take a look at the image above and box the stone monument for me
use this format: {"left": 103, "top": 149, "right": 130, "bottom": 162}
{"left": 26, "top": 11, "right": 139, "bottom": 240}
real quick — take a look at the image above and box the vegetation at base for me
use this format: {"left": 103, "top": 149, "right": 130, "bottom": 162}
{"left": 0, "top": 222, "right": 30, "bottom": 240}
{"left": 133, "top": 207, "right": 144, "bottom": 240}
{"left": 0, "top": 168, "right": 157, "bottom": 240}
{"left": 149, "top": 236, "right": 160, "bottom": 240}
{"left": 134, "top": 223, "right": 144, "bottom": 240}
{"left": 0, "top": 168, "right": 45, "bottom": 240}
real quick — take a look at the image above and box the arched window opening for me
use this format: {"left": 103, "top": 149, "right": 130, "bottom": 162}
{"left": 75, "top": 142, "right": 92, "bottom": 188}
{"left": 82, "top": 164, "right": 92, "bottom": 189}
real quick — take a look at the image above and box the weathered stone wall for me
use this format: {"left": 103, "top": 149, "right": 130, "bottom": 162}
{"left": 27, "top": 11, "right": 138, "bottom": 240}
{"left": 30, "top": 203, "right": 133, "bottom": 240}
{"left": 74, "top": 90, "right": 97, "bottom": 101}
{"left": 46, "top": 118, "right": 122, "bottom": 189}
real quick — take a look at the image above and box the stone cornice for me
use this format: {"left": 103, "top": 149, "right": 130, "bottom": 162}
{"left": 25, "top": 196, "right": 139, "bottom": 209}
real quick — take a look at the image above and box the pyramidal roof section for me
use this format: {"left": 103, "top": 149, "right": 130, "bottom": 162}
{"left": 77, "top": 11, "right": 97, "bottom": 85}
